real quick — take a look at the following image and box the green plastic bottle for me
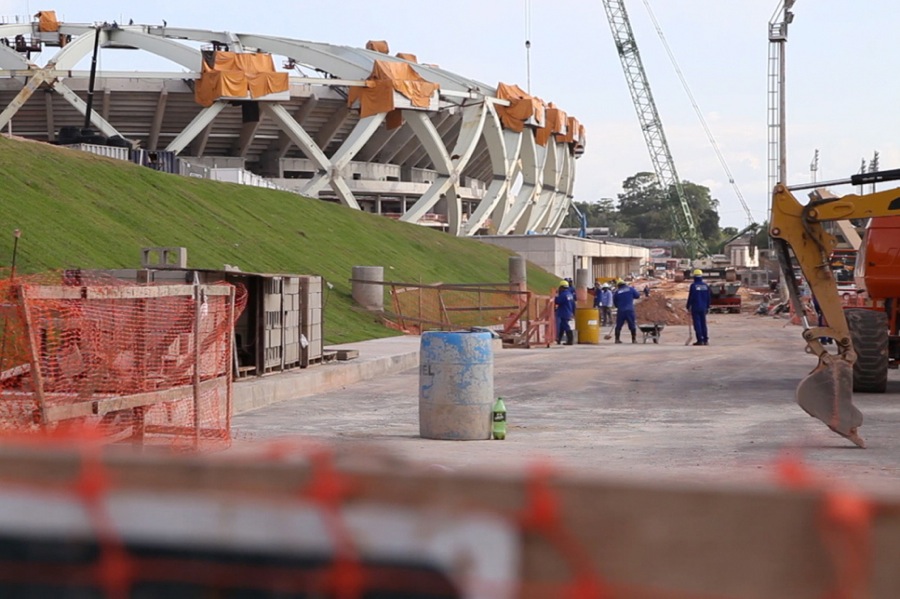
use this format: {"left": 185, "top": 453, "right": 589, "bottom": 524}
{"left": 492, "top": 397, "right": 507, "bottom": 440}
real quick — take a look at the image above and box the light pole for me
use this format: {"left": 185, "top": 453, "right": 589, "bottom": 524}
{"left": 768, "top": 1, "right": 796, "bottom": 200}
{"left": 768, "top": 1, "right": 796, "bottom": 298}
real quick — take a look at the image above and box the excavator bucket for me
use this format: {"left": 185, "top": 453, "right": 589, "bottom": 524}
{"left": 796, "top": 357, "right": 864, "bottom": 448}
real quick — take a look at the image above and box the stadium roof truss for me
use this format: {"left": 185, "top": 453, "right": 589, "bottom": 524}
{"left": 0, "top": 20, "right": 583, "bottom": 235}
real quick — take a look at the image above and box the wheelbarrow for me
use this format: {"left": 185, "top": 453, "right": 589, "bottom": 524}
{"left": 638, "top": 323, "right": 665, "bottom": 344}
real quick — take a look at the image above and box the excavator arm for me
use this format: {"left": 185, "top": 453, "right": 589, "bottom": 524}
{"left": 769, "top": 169, "right": 900, "bottom": 447}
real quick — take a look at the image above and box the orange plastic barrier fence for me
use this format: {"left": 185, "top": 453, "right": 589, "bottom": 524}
{"left": 375, "top": 281, "right": 552, "bottom": 346}
{"left": 0, "top": 271, "right": 245, "bottom": 450}
{"left": 0, "top": 436, "right": 889, "bottom": 598}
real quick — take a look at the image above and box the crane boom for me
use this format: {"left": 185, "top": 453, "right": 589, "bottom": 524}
{"left": 601, "top": 0, "right": 705, "bottom": 258}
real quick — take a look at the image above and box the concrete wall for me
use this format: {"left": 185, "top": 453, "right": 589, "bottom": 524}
{"left": 479, "top": 235, "right": 650, "bottom": 280}
{"left": 274, "top": 158, "right": 486, "bottom": 204}
{"left": 727, "top": 244, "right": 760, "bottom": 268}
{"left": 182, "top": 156, "right": 246, "bottom": 169}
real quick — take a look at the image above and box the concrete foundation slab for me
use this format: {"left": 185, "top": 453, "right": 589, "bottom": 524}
{"left": 233, "top": 314, "right": 900, "bottom": 492}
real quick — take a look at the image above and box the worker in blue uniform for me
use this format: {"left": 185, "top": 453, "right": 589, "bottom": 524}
{"left": 613, "top": 278, "right": 640, "bottom": 344}
{"left": 594, "top": 280, "right": 613, "bottom": 326}
{"left": 554, "top": 280, "right": 576, "bottom": 345}
{"left": 686, "top": 268, "right": 711, "bottom": 345}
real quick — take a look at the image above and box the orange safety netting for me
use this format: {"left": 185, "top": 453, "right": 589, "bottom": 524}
{"left": 776, "top": 454, "right": 875, "bottom": 599}
{"left": 36, "top": 10, "right": 59, "bottom": 33}
{"left": 495, "top": 82, "right": 545, "bottom": 133}
{"left": 0, "top": 437, "right": 883, "bottom": 598}
{"left": 0, "top": 437, "right": 604, "bottom": 598}
{"left": 379, "top": 281, "right": 554, "bottom": 347}
{"left": 386, "top": 282, "right": 529, "bottom": 333}
{"left": 0, "top": 271, "right": 246, "bottom": 450}
{"left": 347, "top": 59, "right": 439, "bottom": 119}
{"left": 194, "top": 51, "right": 290, "bottom": 107}
{"left": 536, "top": 103, "right": 567, "bottom": 147}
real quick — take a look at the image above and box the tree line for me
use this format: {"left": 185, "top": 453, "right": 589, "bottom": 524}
{"left": 562, "top": 172, "right": 768, "bottom": 256}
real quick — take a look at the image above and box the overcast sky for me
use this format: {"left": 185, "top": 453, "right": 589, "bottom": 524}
{"left": 3, "top": 0, "right": 898, "bottom": 229}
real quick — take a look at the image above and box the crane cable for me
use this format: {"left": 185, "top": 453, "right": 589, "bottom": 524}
{"left": 525, "top": 0, "right": 532, "bottom": 93}
{"left": 640, "top": 0, "right": 757, "bottom": 226}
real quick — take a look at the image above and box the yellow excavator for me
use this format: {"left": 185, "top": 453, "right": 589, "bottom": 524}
{"left": 770, "top": 169, "right": 900, "bottom": 448}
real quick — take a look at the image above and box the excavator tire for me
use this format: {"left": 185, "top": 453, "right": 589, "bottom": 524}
{"left": 845, "top": 308, "right": 888, "bottom": 393}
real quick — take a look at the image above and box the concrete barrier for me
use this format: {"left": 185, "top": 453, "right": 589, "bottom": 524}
{"left": 233, "top": 335, "right": 419, "bottom": 414}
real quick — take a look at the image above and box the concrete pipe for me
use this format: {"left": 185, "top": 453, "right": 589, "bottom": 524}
{"left": 575, "top": 268, "right": 591, "bottom": 303}
{"left": 419, "top": 331, "right": 494, "bottom": 440}
{"left": 351, "top": 266, "right": 384, "bottom": 311}
{"left": 508, "top": 256, "right": 527, "bottom": 288}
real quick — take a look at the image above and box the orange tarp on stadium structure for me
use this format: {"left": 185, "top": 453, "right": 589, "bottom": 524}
{"left": 576, "top": 123, "right": 587, "bottom": 154}
{"left": 495, "top": 82, "right": 545, "bottom": 133}
{"left": 535, "top": 103, "right": 567, "bottom": 147}
{"left": 396, "top": 52, "right": 418, "bottom": 63}
{"left": 366, "top": 40, "right": 390, "bottom": 54}
{"left": 36, "top": 10, "right": 60, "bottom": 32}
{"left": 556, "top": 116, "right": 581, "bottom": 144}
{"left": 194, "top": 51, "right": 290, "bottom": 107}
{"left": 347, "top": 60, "right": 439, "bottom": 120}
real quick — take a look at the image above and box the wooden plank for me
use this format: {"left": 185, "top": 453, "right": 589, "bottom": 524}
{"left": 25, "top": 284, "right": 233, "bottom": 301}
{"left": 192, "top": 283, "right": 202, "bottom": 449}
{"left": 141, "top": 425, "right": 226, "bottom": 439}
{"left": 0, "top": 363, "right": 29, "bottom": 381}
{"left": 43, "top": 401, "right": 95, "bottom": 422}
{"left": 334, "top": 349, "right": 359, "bottom": 361}
{"left": 225, "top": 287, "right": 235, "bottom": 437}
{"left": 16, "top": 286, "right": 47, "bottom": 425}
{"left": 91, "top": 378, "right": 224, "bottom": 416}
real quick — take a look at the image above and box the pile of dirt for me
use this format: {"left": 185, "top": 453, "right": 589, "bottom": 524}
{"left": 635, "top": 293, "right": 692, "bottom": 325}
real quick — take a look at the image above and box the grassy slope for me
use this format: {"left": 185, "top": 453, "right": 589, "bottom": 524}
{"left": 0, "top": 136, "right": 559, "bottom": 343}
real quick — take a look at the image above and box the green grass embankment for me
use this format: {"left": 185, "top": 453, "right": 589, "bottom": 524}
{"left": 0, "top": 136, "right": 559, "bottom": 343}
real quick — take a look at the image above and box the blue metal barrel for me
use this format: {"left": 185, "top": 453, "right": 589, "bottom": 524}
{"left": 419, "top": 331, "right": 494, "bottom": 440}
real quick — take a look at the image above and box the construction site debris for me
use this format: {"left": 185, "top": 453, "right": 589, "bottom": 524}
{"left": 635, "top": 292, "right": 691, "bottom": 325}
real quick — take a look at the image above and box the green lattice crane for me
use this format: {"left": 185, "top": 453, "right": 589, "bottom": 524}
{"left": 601, "top": 0, "right": 706, "bottom": 258}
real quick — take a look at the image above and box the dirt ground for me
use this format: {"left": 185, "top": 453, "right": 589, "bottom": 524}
{"left": 234, "top": 304, "right": 900, "bottom": 494}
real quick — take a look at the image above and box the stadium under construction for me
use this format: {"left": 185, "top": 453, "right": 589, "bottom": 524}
{"left": 0, "top": 12, "right": 586, "bottom": 237}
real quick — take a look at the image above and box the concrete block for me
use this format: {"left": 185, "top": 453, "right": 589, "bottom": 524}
{"left": 141, "top": 247, "right": 188, "bottom": 270}
{"left": 264, "top": 295, "right": 282, "bottom": 312}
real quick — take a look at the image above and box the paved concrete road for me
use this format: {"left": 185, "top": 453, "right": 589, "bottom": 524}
{"left": 234, "top": 314, "right": 900, "bottom": 491}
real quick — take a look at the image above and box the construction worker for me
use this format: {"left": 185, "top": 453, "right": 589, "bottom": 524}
{"left": 613, "top": 278, "right": 640, "bottom": 344}
{"left": 594, "top": 281, "right": 613, "bottom": 326}
{"left": 554, "top": 280, "right": 576, "bottom": 345}
{"left": 686, "top": 268, "right": 711, "bottom": 345}
{"left": 590, "top": 278, "right": 601, "bottom": 306}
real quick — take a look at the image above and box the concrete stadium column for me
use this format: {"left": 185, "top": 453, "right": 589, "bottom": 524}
{"left": 351, "top": 266, "right": 384, "bottom": 311}
{"left": 509, "top": 256, "right": 527, "bottom": 292}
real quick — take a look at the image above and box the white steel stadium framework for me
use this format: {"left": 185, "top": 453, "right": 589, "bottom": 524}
{"left": 0, "top": 18, "right": 584, "bottom": 236}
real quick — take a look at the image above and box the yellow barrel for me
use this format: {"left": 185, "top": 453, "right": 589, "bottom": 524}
{"left": 575, "top": 307, "right": 600, "bottom": 344}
